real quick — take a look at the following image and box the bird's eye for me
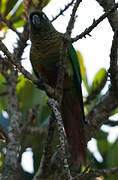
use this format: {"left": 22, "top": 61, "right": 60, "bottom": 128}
{"left": 42, "top": 14, "right": 47, "bottom": 20}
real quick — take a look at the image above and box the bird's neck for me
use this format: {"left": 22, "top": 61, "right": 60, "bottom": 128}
{"left": 30, "top": 26, "right": 59, "bottom": 43}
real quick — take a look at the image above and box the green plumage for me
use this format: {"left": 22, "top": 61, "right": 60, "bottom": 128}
{"left": 68, "top": 44, "right": 85, "bottom": 123}
{"left": 29, "top": 11, "right": 86, "bottom": 166}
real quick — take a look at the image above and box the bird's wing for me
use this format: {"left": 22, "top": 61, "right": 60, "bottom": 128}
{"left": 68, "top": 44, "right": 86, "bottom": 124}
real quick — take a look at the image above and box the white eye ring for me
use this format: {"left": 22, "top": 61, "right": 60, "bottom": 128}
{"left": 42, "top": 14, "right": 47, "bottom": 20}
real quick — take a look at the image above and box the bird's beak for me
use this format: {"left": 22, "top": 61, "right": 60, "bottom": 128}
{"left": 32, "top": 15, "right": 40, "bottom": 26}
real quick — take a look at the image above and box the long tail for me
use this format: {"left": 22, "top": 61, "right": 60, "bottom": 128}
{"left": 62, "top": 88, "right": 86, "bottom": 166}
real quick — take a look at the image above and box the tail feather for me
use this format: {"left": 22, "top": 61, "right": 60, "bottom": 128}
{"left": 62, "top": 89, "right": 86, "bottom": 166}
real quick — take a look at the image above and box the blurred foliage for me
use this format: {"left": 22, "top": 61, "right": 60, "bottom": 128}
{"left": 0, "top": 0, "right": 25, "bottom": 30}
{"left": 85, "top": 68, "right": 107, "bottom": 107}
{"left": 0, "top": 0, "right": 51, "bottom": 31}
{"left": 77, "top": 51, "right": 90, "bottom": 93}
{"left": 90, "top": 68, "right": 107, "bottom": 94}
{"left": 0, "top": 74, "right": 7, "bottom": 111}
{"left": 23, "top": 0, "right": 52, "bottom": 21}
{"left": 32, "top": 0, "right": 51, "bottom": 8}
{"left": 0, "top": 0, "right": 118, "bottom": 179}
{"left": 0, "top": 152, "right": 5, "bottom": 172}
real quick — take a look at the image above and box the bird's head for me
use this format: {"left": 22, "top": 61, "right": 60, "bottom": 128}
{"left": 29, "top": 11, "right": 52, "bottom": 32}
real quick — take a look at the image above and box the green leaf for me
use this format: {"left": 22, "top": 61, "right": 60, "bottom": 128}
{"left": 4, "top": 0, "right": 18, "bottom": 16}
{"left": 7, "top": 2, "right": 23, "bottom": 21}
{"left": 0, "top": 0, "right": 25, "bottom": 30}
{"left": 16, "top": 75, "right": 34, "bottom": 111}
{"left": 7, "top": 2, "right": 25, "bottom": 28}
{"left": 0, "top": 74, "right": 7, "bottom": 111}
{"left": 0, "top": 74, "right": 6, "bottom": 89}
{"left": 76, "top": 50, "right": 90, "bottom": 93}
{"left": 13, "top": 19, "right": 25, "bottom": 28}
{"left": 105, "top": 140, "right": 118, "bottom": 180}
{"left": 85, "top": 68, "right": 107, "bottom": 104}
{"left": 16, "top": 75, "right": 50, "bottom": 124}
{"left": 111, "top": 107, "right": 118, "bottom": 115}
{"left": 0, "top": 0, "right": 7, "bottom": 14}
{"left": 91, "top": 68, "right": 107, "bottom": 93}
{"left": 107, "top": 139, "right": 118, "bottom": 167}
{"left": 0, "top": 152, "right": 5, "bottom": 172}
{"left": 97, "top": 130, "right": 110, "bottom": 158}
{"left": 0, "top": 0, "right": 20, "bottom": 17}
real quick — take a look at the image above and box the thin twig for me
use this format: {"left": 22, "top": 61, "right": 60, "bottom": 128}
{"left": 96, "top": 0, "right": 118, "bottom": 31}
{"left": 51, "top": 0, "right": 75, "bottom": 22}
{"left": 74, "top": 166, "right": 118, "bottom": 179}
{"left": 72, "top": 2, "right": 118, "bottom": 42}
{"left": 104, "top": 120, "right": 118, "bottom": 127}
{"left": 13, "top": 23, "right": 29, "bottom": 63}
{"left": 66, "top": 0, "right": 82, "bottom": 36}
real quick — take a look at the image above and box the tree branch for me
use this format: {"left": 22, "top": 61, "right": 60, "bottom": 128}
{"left": 13, "top": 24, "right": 29, "bottom": 63}
{"left": 109, "top": 29, "right": 118, "bottom": 94}
{"left": 104, "top": 120, "right": 118, "bottom": 127}
{"left": 1, "top": 71, "right": 22, "bottom": 180}
{"left": 74, "top": 166, "right": 118, "bottom": 179}
{"left": 96, "top": 0, "right": 118, "bottom": 31}
{"left": 66, "top": 0, "right": 82, "bottom": 36}
{"left": 86, "top": 90, "right": 118, "bottom": 141}
{"left": 48, "top": 99, "right": 72, "bottom": 180}
{"left": 72, "top": 2, "right": 118, "bottom": 42}
{"left": 51, "top": 0, "right": 75, "bottom": 22}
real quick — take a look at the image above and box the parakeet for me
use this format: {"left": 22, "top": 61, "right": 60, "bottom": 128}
{"left": 29, "top": 11, "right": 86, "bottom": 166}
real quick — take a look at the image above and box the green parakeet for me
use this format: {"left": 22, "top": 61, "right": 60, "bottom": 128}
{"left": 29, "top": 11, "right": 86, "bottom": 166}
